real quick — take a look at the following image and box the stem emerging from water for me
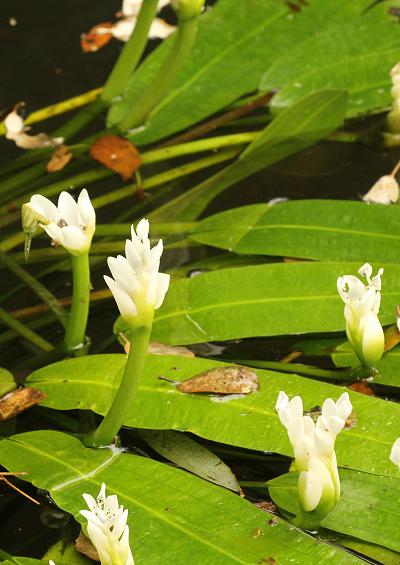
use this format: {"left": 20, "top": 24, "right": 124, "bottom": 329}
{"left": 85, "top": 323, "right": 152, "bottom": 447}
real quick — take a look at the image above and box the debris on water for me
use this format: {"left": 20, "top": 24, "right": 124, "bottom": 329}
{"left": 176, "top": 365, "right": 259, "bottom": 394}
{"left": 89, "top": 134, "right": 141, "bottom": 180}
{"left": 0, "top": 387, "right": 46, "bottom": 421}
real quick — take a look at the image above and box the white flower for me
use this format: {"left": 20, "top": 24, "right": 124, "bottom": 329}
{"left": 105, "top": 219, "right": 170, "bottom": 328}
{"left": 337, "top": 263, "right": 385, "bottom": 367}
{"left": 49, "top": 561, "right": 56, "bottom": 565}
{"left": 390, "top": 438, "right": 400, "bottom": 469}
{"left": 276, "top": 391, "right": 352, "bottom": 518}
{"left": 80, "top": 483, "right": 134, "bottom": 565}
{"left": 363, "top": 175, "right": 399, "bottom": 205}
{"left": 23, "top": 189, "right": 96, "bottom": 255}
{"left": 4, "top": 109, "right": 63, "bottom": 150}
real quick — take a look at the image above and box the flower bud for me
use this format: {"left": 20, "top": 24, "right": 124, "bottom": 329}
{"left": 337, "top": 263, "right": 384, "bottom": 367}
{"left": 171, "top": 0, "right": 205, "bottom": 19}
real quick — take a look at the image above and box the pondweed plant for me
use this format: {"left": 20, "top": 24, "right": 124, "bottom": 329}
{"left": 3, "top": 1, "right": 400, "bottom": 564}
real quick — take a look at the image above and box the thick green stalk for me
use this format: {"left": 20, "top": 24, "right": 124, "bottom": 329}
{"left": 63, "top": 253, "right": 91, "bottom": 353}
{"left": 85, "top": 324, "right": 151, "bottom": 447}
{"left": 118, "top": 15, "right": 199, "bottom": 131}
{"left": 102, "top": 0, "right": 160, "bottom": 102}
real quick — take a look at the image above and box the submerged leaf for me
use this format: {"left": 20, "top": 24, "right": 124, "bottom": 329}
{"left": 89, "top": 134, "right": 141, "bottom": 180}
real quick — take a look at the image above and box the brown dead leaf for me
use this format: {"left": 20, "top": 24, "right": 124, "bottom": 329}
{"left": 348, "top": 381, "right": 375, "bottom": 396}
{"left": 177, "top": 366, "right": 259, "bottom": 394}
{"left": 255, "top": 501, "right": 277, "bottom": 513}
{"left": 76, "top": 530, "right": 99, "bottom": 561}
{"left": 81, "top": 22, "right": 113, "bottom": 53}
{"left": 122, "top": 334, "right": 194, "bottom": 358}
{"left": 47, "top": 144, "right": 73, "bottom": 173}
{"left": 90, "top": 135, "right": 142, "bottom": 180}
{"left": 0, "top": 387, "right": 46, "bottom": 420}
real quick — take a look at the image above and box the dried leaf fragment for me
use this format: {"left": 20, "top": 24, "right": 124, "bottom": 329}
{"left": 90, "top": 135, "right": 141, "bottom": 180}
{"left": 47, "top": 144, "right": 73, "bottom": 173}
{"left": 348, "top": 381, "right": 375, "bottom": 397}
{"left": 122, "top": 334, "right": 194, "bottom": 358}
{"left": 81, "top": 22, "right": 113, "bottom": 52}
{"left": 0, "top": 387, "right": 46, "bottom": 420}
{"left": 177, "top": 365, "right": 259, "bottom": 394}
{"left": 75, "top": 530, "right": 100, "bottom": 561}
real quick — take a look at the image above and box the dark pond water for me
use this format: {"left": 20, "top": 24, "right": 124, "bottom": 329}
{"left": 0, "top": 1, "right": 399, "bottom": 562}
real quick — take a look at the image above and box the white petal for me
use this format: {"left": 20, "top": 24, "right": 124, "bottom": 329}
{"left": 61, "top": 225, "right": 88, "bottom": 252}
{"left": 30, "top": 195, "right": 60, "bottom": 221}
{"left": 149, "top": 18, "right": 176, "bottom": 39}
{"left": 298, "top": 470, "right": 322, "bottom": 512}
{"left": 390, "top": 438, "right": 400, "bottom": 468}
{"left": 104, "top": 275, "right": 138, "bottom": 322}
{"left": 78, "top": 189, "right": 96, "bottom": 228}
{"left": 136, "top": 218, "right": 149, "bottom": 242}
{"left": 108, "top": 256, "right": 137, "bottom": 296}
{"left": 58, "top": 191, "right": 80, "bottom": 226}
{"left": 41, "top": 222, "right": 64, "bottom": 244}
{"left": 154, "top": 272, "right": 170, "bottom": 309}
{"left": 82, "top": 492, "right": 98, "bottom": 514}
{"left": 275, "top": 391, "right": 289, "bottom": 413}
{"left": 125, "top": 238, "right": 143, "bottom": 271}
{"left": 335, "top": 392, "right": 352, "bottom": 421}
{"left": 4, "top": 111, "right": 24, "bottom": 137}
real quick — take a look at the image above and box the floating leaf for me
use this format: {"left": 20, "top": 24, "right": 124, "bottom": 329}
{"left": 0, "top": 431, "right": 360, "bottom": 564}
{"left": 89, "top": 135, "right": 141, "bottom": 180}
{"left": 176, "top": 365, "right": 259, "bottom": 394}
{"left": 27, "top": 354, "right": 400, "bottom": 478}
{"left": 0, "top": 367, "right": 16, "bottom": 397}
{"left": 189, "top": 200, "right": 400, "bottom": 262}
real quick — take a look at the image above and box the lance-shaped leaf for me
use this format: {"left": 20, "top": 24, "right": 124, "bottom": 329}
{"left": 0, "top": 431, "right": 362, "bottom": 565}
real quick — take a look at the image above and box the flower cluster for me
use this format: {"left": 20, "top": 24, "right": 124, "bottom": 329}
{"left": 80, "top": 483, "right": 134, "bottom": 565}
{"left": 23, "top": 189, "right": 96, "bottom": 255}
{"left": 105, "top": 219, "right": 170, "bottom": 328}
{"left": 337, "top": 263, "right": 384, "bottom": 367}
{"left": 276, "top": 391, "right": 352, "bottom": 521}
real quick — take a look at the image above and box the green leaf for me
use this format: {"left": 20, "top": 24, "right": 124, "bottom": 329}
{"left": 336, "top": 536, "right": 400, "bottom": 565}
{"left": 149, "top": 90, "right": 347, "bottom": 222}
{"left": 268, "top": 469, "right": 400, "bottom": 552}
{"left": 109, "top": 0, "right": 369, "bottom": 144}
{"left": 27, "top": 354, "right": 400, "bottom": 478}
{"left": 189, "top": 200, "right": 400, "bottom": 262}
{"left": 140, "top": 429, "right": 240, "bottom": 492}
{"left": 0, "top": 368, "right": 16, "bottom": 397}
{"left": 0, "top": 431, "right": 362, "bottom": 565}
{"left": 261, "top": 2, "right": 400, "bottom": 117}
{"left": 43, "top": 541, "right": 92, "bottom": 565}
{"left": 142, "top": 262, "right": 400, "bottom": 345}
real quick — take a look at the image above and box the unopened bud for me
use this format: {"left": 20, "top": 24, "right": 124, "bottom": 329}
{"left": 21, "top": 202, "right": 50, "bottom": 260}
{"left": 171, "top": 0, "right": 205, "bottom": 19}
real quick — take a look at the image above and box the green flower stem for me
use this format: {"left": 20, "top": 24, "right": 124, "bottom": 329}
{"left": 234, "top": 359, "right": 363, "bottom": 382}
{"left": 85, "top": 323, "right": 152, "bottom": 447}
{"left": 0, "top": 307, "right": 53, "bottom": 352}
{"left": 1, "top": 251, "right": 68, "bottom": 328}
{"left": 101, "top": 0, "right": 160, "bottom": 102}
{"left": 118, "top": 15, "right": 200, "bottom": 131}
{"left": 63, "top": 252, "right": 91, "bottom": 353}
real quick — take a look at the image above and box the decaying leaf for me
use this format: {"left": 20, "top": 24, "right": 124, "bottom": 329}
{"left": 348, "top": 381, "right": 375, "bottom": 397}
{"left": 75, "top": 530, "right": 99, "bottom": 561}
{"left": 4, "top": 108, "right": 63, "bottom": 150}
{"left": 121, "top": 334, "right": 194, "bottom": 357}
{"left": 90, "top": 135, "right": 141, "bottom": 180}
{"left": 81, "top": 22, "right": 113, "bottom": 53}
{"left": 47, "top": 144, "right": 73, "bottom": 173}
{"left": 0, "top": 387, "right": 46, "bottom": 421}
{"left": 176, "top": 365, "right": 259, "bottom": 394}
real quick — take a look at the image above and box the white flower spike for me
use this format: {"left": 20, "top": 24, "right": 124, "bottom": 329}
{"left": 80, "top": 483, "right": 134, "bottom": 565}
{"left": 390, "top": 438, "right": 400, "bottom": 469}
{"left": 23, "top": 189, "right": 96, "bottom": 255}
{"left": 337, "top": 263, "right": 385, "bottom": 368}
{"left": 105, "top": 219, "right": 170, "bottom": 328}
{"left": 276, "top": 391, "right": 352, "bottom": 524}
